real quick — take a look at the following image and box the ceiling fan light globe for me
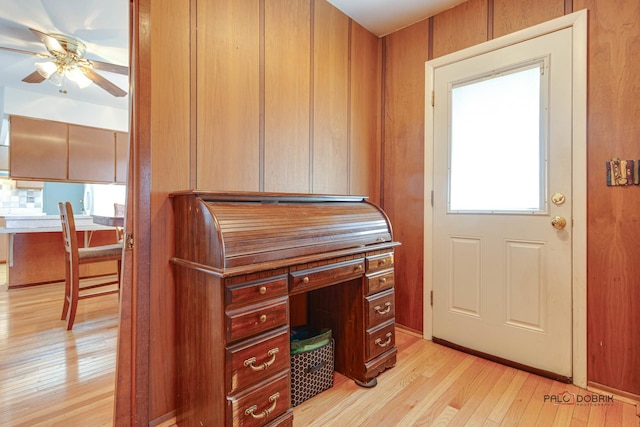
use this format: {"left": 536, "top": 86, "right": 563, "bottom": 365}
{"left": 48, "top": 70, "right": 64, "bottom": 87}
{"left": 35, "top": 61, "right": 57, "bottom": 78}
{"left": 67, "top": 68, "right": 92, "bottom": 88}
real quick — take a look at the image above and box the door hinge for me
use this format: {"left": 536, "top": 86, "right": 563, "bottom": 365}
{"left": 125, "top": 232, "right": 134, "bottom": 249}
{"left": 430, "top": 290, "right": 433, "bottom": 306}
{"left": 431, "top": 190, "right": 434, "bottom": 207}
{"left": 431, "top": 91, "right": 435, "bottom": 107}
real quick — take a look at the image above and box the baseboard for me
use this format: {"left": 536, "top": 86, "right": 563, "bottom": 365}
{"left": 587, "top": 381, "right": 640, "bottom": 411}
{"left": 149, "top": 410, "right": 176, "bottom": 427}
{"left": 395, "top": 324, "right": 422, "bottom": 338}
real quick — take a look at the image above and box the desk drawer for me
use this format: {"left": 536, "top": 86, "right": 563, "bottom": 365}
{"left": 365, "top": 251, "right": 394, "bottom": 273}
{"left": 228, "top": 371, "right": 290, "bottom": 427}
{"left": 289, "top": 258, "right": 364, "bottom": 294}
{"left": 225, "top": 275, "right": 288, "bottom": 306}
{"left": 366, "top": 320, "right": 395, "bottom": 360}
{"left": 365, "top": 288, "right": 395, "bottom": 328}
{"left": 226, "top": 327, "right": 290, "bottom": 395}
{"left": 226, "top": 297, "right": 289, "bottom": 343}
{"left": 365, "top": 270, "right": 394, "bottom": 295}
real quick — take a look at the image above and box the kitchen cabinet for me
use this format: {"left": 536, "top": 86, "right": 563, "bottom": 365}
{"left": 9, "top": 115, "right": 127, "bottom": 184}
{"left": 10, "top": 116, "right": 68, "bottom": 180}
{"left": 0, "top": 233, "right": 7, "bottom": 263}
{"left": 0, "top": 215, "right": 120, "bottom": 288}
{"left": 69, "top": 124, "right": 116, "bottom": 182}
{"left": 115, "top": 132, "right": 128, "bottom": 183}
{"left": 7, "top": 230, "right": 118, "bottom": 288}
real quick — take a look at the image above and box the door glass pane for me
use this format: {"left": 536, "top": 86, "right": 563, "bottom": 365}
{"left": 449, "top": 64, "right": 544, "bottom": 212}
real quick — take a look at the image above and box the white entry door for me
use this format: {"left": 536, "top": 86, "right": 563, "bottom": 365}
{"left": 432, "top": 28, "right": 573, "bottom": 377}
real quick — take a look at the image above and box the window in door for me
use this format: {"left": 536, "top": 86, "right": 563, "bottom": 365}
{"left": 449, "top": 61, "right": 548, "bottom": 213}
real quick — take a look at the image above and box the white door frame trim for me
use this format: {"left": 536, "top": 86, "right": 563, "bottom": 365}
{"left": 423, "top": 9, "right": 587, "bottom": 387}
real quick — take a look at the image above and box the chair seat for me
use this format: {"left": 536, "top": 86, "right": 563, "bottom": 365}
{"left": 78, "top": 243, "right": 123, "bottom": 260}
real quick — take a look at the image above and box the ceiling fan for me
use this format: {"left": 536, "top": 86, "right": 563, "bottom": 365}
{"left": 0, "top": 28, "right": 128, "bottom": 97}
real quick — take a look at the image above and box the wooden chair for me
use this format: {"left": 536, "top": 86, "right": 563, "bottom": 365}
{"left": 113, "top": 202, "right": 125, "bottom": 243}
{"left": 59, "top": 201, "right": 123, "bottom": 330}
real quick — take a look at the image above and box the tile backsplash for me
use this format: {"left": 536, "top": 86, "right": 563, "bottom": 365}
{"left": 0, "top": 179, "right": 44, "bottom": 215}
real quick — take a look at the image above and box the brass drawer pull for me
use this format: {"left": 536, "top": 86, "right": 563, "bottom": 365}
{"left": 244, "top": 348, "right": 279, "bottom": 372}
{"left": 303, "top": 276, "right": 310, "bottom": 284}
{"left": 379, "top": 277, "right": 387, "bottom": 284}
{"left": 356, "top": 264, "right": 363, "bottom": 272}
{"left": 259, "top": 286, "right": 267, "bottom": 294}
{"left": 374, "top": 302, "right": 391, "bottom": 315}
{"left": 259, "top": 314, "right": 267, "bottom": 323}
{"left": 245, "top": 392, "right": 280, "bottom": 419}
{"left": 375, "top": 332, "right": 392, "bottom": 348}
{"left": 378, "top": 259, "right": 387, "bottom": 266}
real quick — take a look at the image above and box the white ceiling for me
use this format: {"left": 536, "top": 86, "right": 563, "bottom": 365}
{"left": 328, "top": 0, "right": 467, "bottom": 36}
{"left": 0, "top": 0, "right": 464, "bottom": 111}
{"left": 0, "top": 0, "right": 129, "bottom": 111}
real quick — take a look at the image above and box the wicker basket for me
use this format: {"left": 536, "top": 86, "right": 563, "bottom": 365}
{"left": 290, "top": 339, "right": 334, "bottom": 407}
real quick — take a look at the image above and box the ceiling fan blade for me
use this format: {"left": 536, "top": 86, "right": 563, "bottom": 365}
{"left": 29, "top": 28, "right": 66, "bottom": 56}
{"left": 84, "top": 69, "right": 127, "bottom": 97}
{"left": 22, "top": 70, "right": 47, "bottom": 84}
{"left": 89, "top": 59, "right": 128, "bottom": 76}
{"left": 0, "top": 45, "right": 49, "bottom": 58}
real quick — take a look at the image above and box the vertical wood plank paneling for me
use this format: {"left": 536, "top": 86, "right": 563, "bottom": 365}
{"left": 312, "top": 0, "right": 350, "bottom": 194}
{"left": 264, "top": 0, "right": 311, "bottom": 192}
{"left": 349, "top": 21, "right": 382, "bottom": 204}
{"left": 383, "top": 20, "right": 429, "bottom": 332}
{"left": 432, "top": 0, "right": 488, "bottom": 58}
{"left": 196, "top": 0, "right": 260, "bottom": 190}
{"left": 493, "top": 0, "right": 564, "bottom": 38}
{"left": 148, "top": 0, "right": 192, "bottom": 420}
{"left": 574, "top": 0, "right": 640, "bottom": 395}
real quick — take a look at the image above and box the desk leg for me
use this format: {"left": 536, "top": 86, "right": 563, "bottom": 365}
{"left": 354, "top": 378, "right": 377, "bottom": 388}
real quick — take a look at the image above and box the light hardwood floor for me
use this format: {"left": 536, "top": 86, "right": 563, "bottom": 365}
{"left": 0, "top": 266, "right": 118, "bottom": 426}
{"left": 294, "top": 330, "right": 639, "bottom": 426}
{"left": 0, "top": 265, "right": 638, "bottom": 426}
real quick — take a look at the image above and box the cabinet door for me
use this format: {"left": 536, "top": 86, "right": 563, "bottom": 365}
{"left": 68, "top": 125, "right": 115, "bottom": 182}
{"left": 10, "top": 116, "right": 67, "bottom": 180}
{"left": 115, "top": 132, "right": 128, "bottom": 184}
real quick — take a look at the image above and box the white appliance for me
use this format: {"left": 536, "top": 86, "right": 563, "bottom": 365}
{"left": 83, "top": 183, "right": 126, "bottom": 216}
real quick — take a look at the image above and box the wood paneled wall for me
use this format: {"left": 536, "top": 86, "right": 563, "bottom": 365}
{"left": 382, "top": 21, "right": 429, "bottom": 332}
{"left": 574, "top": 0, "right": 640, "bottom": 398}
{"left": 136, "top": 0, "right": 382, "bottom": 421}
{"left": 350, "top": 23, "right": 382, "bottom": 205}
{"left": 196, "top": 0, "right": 261, "bottom": 190}
{"left": 148, "top": 0, "right": 192, "bottom": 420}
{"left": 129, "top": 0, "right": 640, "bottom": 422}
{"left": 382, "top": 0, "right": 640, "bottom": 397}
{"left": 432, "top": 0, "right": 488, "bottom": 58}
{"left": 196, "top": 0, "right": 379, "bottom": 196}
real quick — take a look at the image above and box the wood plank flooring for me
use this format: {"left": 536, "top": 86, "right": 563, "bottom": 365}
{"left": 0, "top": 264, "right": 638, "bottom": 426}
{"left": 0, "top": 267, "right": 118, "bottom": 426}
{"left": 294, "top": 330, "right": 639, "bottom": 426}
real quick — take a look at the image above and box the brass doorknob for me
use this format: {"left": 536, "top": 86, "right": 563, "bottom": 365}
{"left": 551, "top": 216, "right": 567, "bottom": 230}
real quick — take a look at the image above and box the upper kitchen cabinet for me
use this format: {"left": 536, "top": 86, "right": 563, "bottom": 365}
{"left": 10, "top": 116, "right": 68, "bottom": 180}
{"left": 115, "top": 132, "right": 128, "bottom": 184}
{"left": 9, "top": 115, "right": 127, "bottom": 184}
{"left": 69, "top": 125, "right": 116, "bottom": 182}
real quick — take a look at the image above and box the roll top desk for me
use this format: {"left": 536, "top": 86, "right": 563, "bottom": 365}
{"left": 171, "top": 191, "right": 400, "bottom": 426}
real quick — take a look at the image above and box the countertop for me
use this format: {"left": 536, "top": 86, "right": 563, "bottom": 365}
{"left": 0, "top": 214, "right": 115, "bottom": 233}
